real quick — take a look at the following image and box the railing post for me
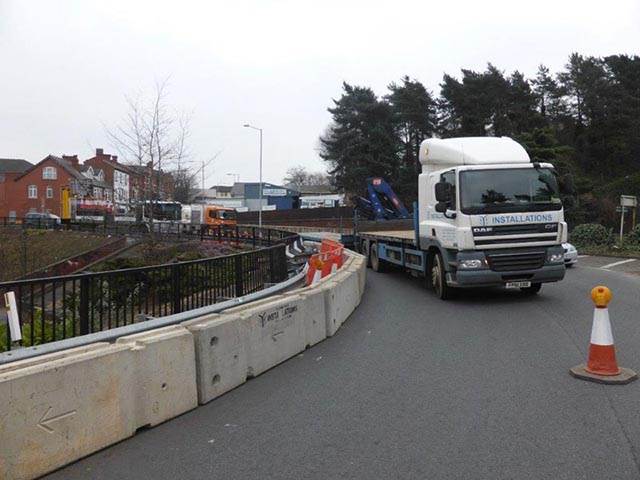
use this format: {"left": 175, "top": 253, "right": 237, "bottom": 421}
{"left": 267, "top": 229, "right": 271, "bottom": 246}
{"left": 171, "top": 263, "right": 181, "bottom": 314}
{"left": 79, "top": 276, "right": 90, "bottom": 335}
{"left": 234, "top": 254, "right": 244, "bottom": 297}
{"left": 235, "top": 225, "right": 240, "bottom": 245}
{"left": 252, "top": 226, "right": 256, "bottom": 247}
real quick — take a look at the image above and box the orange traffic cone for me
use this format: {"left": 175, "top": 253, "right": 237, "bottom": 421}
{"left": 570, "top": 286, "right": 637, "bottom": 384}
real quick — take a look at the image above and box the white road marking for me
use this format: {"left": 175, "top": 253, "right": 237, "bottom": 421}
{"left": 600, "top": 259, "right": 637, "bottom": 270}
{"left": 577, "top": 255, "right": 590, "bottom": 258}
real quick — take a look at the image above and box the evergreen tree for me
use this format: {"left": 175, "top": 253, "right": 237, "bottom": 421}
{"left": 385, "top": 76, "right": 437, "bottom": 202}
{"left": 319, "top": 82, "right": 399, "bottom": 197}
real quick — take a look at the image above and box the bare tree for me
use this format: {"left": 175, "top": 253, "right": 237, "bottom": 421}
{"left": 107, "top": 79, "right": 193, "bottom": 234}
{"left": 283, "top": 165, "right": 331, "bottom": 188}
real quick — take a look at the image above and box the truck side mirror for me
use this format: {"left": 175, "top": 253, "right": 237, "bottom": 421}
{"left": 435, "top": 182, "right": 452, "bottom": 203}
{"left": 435, "top": 202, "right": 448, "bottom": 213}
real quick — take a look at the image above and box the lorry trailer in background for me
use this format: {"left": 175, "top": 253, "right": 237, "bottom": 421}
{"left": 356, "top": 136, "right": 568, "bottom": 299}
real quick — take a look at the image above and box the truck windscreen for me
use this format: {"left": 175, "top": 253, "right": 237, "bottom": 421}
{"left": 460, "top": 167, "right": 561, "bottom": 214}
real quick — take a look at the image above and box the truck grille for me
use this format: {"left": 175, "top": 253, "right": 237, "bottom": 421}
{"left": 472, "top": 223, "right": 558, "bottom": 236}
{"left": 486, "top": 250, "right": 546, "bottom": 272}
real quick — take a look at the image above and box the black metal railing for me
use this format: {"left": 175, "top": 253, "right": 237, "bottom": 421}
{"left": 0, "top": 221, "right": 299, "bottom": 352}
{"left": 0, "top": 243, "right": 290, "bottom": 352}
{"left": 0, "top": 217, "right": 300, "bottom": 246}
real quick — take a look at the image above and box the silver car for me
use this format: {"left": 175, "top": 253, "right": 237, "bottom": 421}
{"left": 563, "top": 242, "right": 578, "bottom": 267}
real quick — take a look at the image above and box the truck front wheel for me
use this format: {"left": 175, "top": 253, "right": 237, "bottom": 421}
{"left": 431, "top": 252, "right": 453, "bottom": 300}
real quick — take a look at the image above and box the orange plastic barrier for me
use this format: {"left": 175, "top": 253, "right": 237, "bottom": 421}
{"left": 305, "top": 240, "right": 345, "bottom": 286}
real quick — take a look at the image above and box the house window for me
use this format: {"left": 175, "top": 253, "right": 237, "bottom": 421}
{"left": 43, "top": 166, "right": 57, "bottom": 180}
{"left": 46, "top": 186, "right": 53, "bottom": 198}
{"left": 105, "top": 190, "right": 111, "bottom": 201}
{"left": 28, "top": 185, "right": 37, "bottom": 199}
{"left": 93, "top": 187, "right": 102, "bottom": 199}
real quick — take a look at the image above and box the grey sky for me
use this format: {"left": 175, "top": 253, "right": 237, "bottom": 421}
{"left": 1, "top": 0, "right": 638, "bottom": 186}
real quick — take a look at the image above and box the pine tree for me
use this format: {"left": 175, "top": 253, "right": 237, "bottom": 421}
{"left": 319, "top": 82, "right": 399, "bottom": 197}
{"left": 385, "top": 76, "right": 437, "bottom": 202}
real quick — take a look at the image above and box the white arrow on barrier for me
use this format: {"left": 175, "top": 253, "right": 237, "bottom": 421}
{"left": 37, "top": 407, "right": 77, "bottom": 433}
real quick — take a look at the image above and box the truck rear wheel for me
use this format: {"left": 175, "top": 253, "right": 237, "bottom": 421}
{"left": 370, "top": 242, "right": 387, "bottom": 273}
{"left": 431, "top": 252, "right": 453, "bottom": 300}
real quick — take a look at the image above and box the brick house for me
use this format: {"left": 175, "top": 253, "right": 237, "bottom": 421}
{"left": 84, "top": 148, "right": 135, "bottom": 215}
{"left": 128, "top": 162, "right": 175, "bottom": 202}
{"left": 0, "top": 159, "right": 33, "bottom": 217}
{"left": 10, "top": 155, "right": 112, "bottom": 218}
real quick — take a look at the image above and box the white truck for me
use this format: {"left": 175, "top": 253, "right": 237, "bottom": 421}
{"left": 356, "top": 136, "right": 568, "bottom": 299}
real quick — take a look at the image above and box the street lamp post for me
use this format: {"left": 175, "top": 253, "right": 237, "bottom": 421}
{"left": 243, "top": 124, "right": 263, "bottom": 229}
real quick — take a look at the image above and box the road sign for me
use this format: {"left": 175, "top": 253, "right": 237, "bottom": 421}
{"left": 621, "top": 195, "right": 637, "bottom": 207}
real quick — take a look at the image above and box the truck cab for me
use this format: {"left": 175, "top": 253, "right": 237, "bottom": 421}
{"left": 418, "top": 137, "right": 566, "bottom": 297}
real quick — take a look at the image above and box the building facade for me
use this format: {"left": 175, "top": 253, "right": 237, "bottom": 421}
{"left": 84, "top": 148, "right": 133, "bottom": 214}
{"left": 0, "top": 159, "right": 33, "bottom": 217}
{"left": 2, "top": 155, "right": 113, "bottom": 218}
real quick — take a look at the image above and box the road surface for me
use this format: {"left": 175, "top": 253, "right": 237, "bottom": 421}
{"left": 46, "top": 256, "right": 640, "bottom": 480}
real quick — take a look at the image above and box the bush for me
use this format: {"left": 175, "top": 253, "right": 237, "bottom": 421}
{"left": 626, "top": 224, "right": 640, "bottom": 245}
{"left": 570, "top": 223, "right": 612, "bottom": 246}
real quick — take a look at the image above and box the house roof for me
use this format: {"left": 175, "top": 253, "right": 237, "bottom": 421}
{"left": 101, "top": 158, "right": 136, "bottom": 174}
{"left": 0, "top": 158, "right": 33, "bottom": 174}
{"left": 15, "top": 155, "right": 85, "bottom": 181}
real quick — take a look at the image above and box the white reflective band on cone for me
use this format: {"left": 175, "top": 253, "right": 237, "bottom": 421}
{"left": 590, "top": 308, "right": 614, "bottom": 346}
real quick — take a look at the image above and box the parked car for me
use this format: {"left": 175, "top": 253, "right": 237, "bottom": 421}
{"left": 563, "top": 242, "right": 578, "bottom": 267}
{"left": 24, "top": 212, "right": 61, "bottom": 227}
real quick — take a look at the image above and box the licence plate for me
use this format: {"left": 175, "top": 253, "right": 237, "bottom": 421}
{"left": 505, "top": 281, "right": 531, "bottom": 289}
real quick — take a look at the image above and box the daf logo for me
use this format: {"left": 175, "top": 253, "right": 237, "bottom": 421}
{"left": 473, "top": 227, "right": 493, "bottom": 233}
{"left": 544, "top": 223, "right": 556, "bottom": 230}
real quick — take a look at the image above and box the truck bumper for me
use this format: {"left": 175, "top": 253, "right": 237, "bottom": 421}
{"left": 449, "top": 264, "right": 566, "bottom": 288}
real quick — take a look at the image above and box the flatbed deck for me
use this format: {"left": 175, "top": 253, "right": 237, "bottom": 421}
{"left": 359, "top": 229, "right": 416, "bottom": 244}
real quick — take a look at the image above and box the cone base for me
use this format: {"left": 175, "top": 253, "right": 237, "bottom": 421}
{"left": 570, "top": 364, "right": 638, "bottom": 385}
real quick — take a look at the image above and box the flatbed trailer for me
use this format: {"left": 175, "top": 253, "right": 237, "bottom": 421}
{"left": 357, "top": 221, "right": 429, "bottom": 274}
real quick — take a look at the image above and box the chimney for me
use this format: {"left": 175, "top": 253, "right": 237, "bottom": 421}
{"left": 62, "top": 154, "right": 80, "bottom": 167}
{"left": 111, "top": 155, "right": 118, "bottom": 163}
{"left": 96, "top": 148, "right": 104, "bottom": 156}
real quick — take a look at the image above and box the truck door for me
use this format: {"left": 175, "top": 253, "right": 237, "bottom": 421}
{"left": 436, "top": 170, "right": 458, "bottom": 247}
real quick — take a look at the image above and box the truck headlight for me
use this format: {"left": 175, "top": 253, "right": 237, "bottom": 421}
{"left": 548, "top": 253, "right": 564, "bottom": 263}
{"left": 459, "top": 259, "right": 484, "bottom": 269}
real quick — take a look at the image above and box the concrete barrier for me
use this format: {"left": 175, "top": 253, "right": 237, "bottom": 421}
{"left": 0, "top": 326, "right": 198, "bottom": 480}
{"left": 323, "top": 269, "right": 361, "bottom": 335}
{"left": 0, "top": 343, "right": 134, "bottom": 480}
{"left": 116, "top": 325, "right": 198, "bottom": 427}
{"left": 348, "top": 253, "right": 367, "bottom": 297}
{"left": 236, "top": 294, "right": 308, "bottom": 378}
{"left": 0, "top": 248, "right": 366, "bottom": 479}
{"left": 182, "top": 314, "right": 248, "bottom": 404}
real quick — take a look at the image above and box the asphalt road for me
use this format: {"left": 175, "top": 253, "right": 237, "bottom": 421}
{"left": 46, "top": 258, "right": 640, "bottom": 480}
